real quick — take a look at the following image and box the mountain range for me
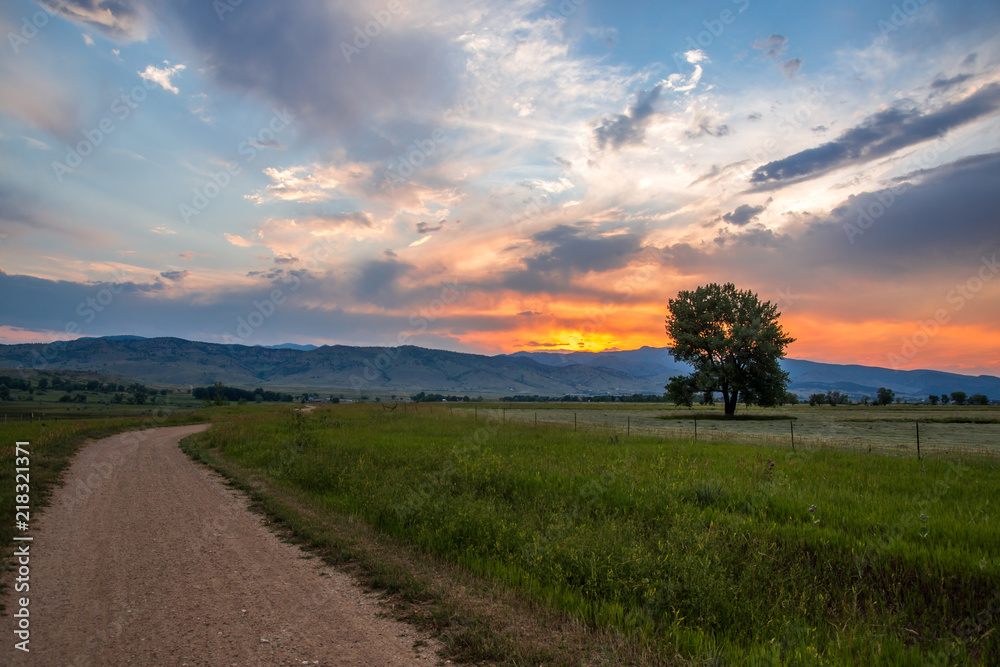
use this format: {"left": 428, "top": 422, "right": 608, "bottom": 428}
{"left": 0, "top": 336, "right": 996, "bottom": 400}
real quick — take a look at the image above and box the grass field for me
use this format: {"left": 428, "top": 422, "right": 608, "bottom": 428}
{"left": 460, "top": 403, "right": 1000, "bottom": 458}
{"left": 180, "top": 403, "right": 1000, "bottom": 665}
{"left": 0, "top": 389, "right": 205, "bottom": 421}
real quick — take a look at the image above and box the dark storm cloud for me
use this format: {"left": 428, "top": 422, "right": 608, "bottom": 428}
{"left": 594, "top": 85, "right": 663, "bottom": 150}
{"left": 750, "top": 83, "right": 1000, "bottom": 185}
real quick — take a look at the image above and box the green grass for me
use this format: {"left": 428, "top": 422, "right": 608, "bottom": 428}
{"left": 182, "top": 404, "right": 1000, "bottom": 665}
{"left": 657, "top": 412, "right": 798, "bottom": 421}
{"left": 482, "top": 404, "right": 1000, "bottom": 455}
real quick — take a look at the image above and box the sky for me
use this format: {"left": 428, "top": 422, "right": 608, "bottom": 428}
{"left": 1, "top": 0, "right": 999, "bottom": 376}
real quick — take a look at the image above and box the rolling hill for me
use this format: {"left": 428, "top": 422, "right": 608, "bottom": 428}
{"left": 0, "top": 337, "right": 996, "bottom": 400}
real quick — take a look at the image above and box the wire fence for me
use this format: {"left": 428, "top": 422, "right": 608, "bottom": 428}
{"left": 452, "top": 407, "right": 999, "bottom": 461}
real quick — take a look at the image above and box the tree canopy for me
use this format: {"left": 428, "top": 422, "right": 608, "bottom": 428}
{"left": 876, "top": 387, "right": 895, "bottom": 406}
{"left": 664, "top": 283, "right": 794, "bottom": 416}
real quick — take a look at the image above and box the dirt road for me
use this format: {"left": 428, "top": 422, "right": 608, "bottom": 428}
{"left": 3, "top": 425, "right": 439, "bottom": 666}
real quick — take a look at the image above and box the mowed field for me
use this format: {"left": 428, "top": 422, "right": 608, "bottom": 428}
{"left": 459, "top": 403, "right": 1000, "bottom": 458}
{"left": 178, "top": 403, "right": 1000, "bottom": 665}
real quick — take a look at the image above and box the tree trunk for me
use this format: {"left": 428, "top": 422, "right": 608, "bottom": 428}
{"left": 723, "top": 391, "right": 738, "bottom": 416}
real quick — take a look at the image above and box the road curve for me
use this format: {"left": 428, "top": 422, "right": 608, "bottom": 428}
{"left": 3, "top": 425, "right": 438, "bottom": 666}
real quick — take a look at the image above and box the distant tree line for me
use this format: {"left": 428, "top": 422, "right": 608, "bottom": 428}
{"left": 191, "top": 383, "right": 295, "bottom": 404}
{"left": 411, "top": 392, "right": 479, "bottom": 402}
{"left": 0, "top": 374, "right": 165, "bottom": 403}
{"left": 928, "top": 391, "right": 990, "bottom": 405}
{"left": 804, "top": 388, "right": 993, "bottom": 406}
{"left": 0, "top": 375, "right": 148, "bottom": 394}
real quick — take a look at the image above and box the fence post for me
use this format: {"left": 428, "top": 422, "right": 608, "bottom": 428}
{"left": 574, "top": 412, "right": 577, "bottom": 431}
{"left": 694, "top": 417, "right": 697, "bottom": 442}
{"left": 916, "top": 421, "right": 921, "bottom": 460}
{"left": 790, "top": 420, "right": 795, "bottom": 450}
{"left": 627, "top": 414, "right": 630, "bottom": 437}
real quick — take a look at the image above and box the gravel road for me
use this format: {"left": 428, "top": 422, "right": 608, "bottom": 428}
{"left": 3, "top": 425, "right": 439, "bottom": 666}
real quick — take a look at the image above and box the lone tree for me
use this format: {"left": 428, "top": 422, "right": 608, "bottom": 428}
{"left": 875, "top": 387, "right": 895, "bottom": 406}
{"left": 664, "top": 283, "right": 794, "bottom": 417}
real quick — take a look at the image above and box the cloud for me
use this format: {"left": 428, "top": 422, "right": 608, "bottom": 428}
{"left": 351, "top": 257, "right": 414, "bottom": 306}
{"left": 22, "top": 137, "right": 51, "bottom": 151}
{"left": 781, "top": 58, "right": 802, "bottom": 80}
{"left": 246, "top": 163, "right": 368, "bottom": 205}
{"left": 0, "top": 60, "right": 81, "bottom": 142}
{"left": 930, "top": 73, "right": 972, "bottom": 91}
{"left": 139, "top": 61, "right": 186, "bottom": 94}
{"left": 416, "top": 220, "right": 446, "bottom": 234}
{"left": 685, "top": 103, "right": 730, "bottom": 139}
{"left": 750, "top": 83, "right": 1000, "bottom": 185}
{"left": 223, "top": 233, "right": 254, "bottom": 247}
{"left": 159, "top": 270, "right": 190, "bottom": 281}
{"left": 38, "top": 0, "right": 154, "bottom": 41}
{"left": 752, "top": 34, "right": 788, "bottom": 61}
{"left": 752, "top": 34, "right": 802, "bottom": 81}
{"left": 0, "top": 183, "right": 96, "bottom": 241}
{"left": 493, "top": 223, "right": 647, "bottom": 295}
{"left": 593, "top": 85, "right": 663, "bottom": 150}
{"left": 82, "top": 33, "right": 94, "bottom": 46}
{"left": 151, "top": 1, "right": 461, "bottom": 136}
{"left": 721, "top": 202, "right": 769, "bottom": 226}
{"left": 660, "top": 152, "right": 1000, "bottom": 308}
{"left": 150, "top": 225, "right": 175, "bottom": 235}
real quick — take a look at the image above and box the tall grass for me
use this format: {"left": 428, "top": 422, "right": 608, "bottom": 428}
{"left": 187, "top": 405, "right": 1000, "bottom": 663}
